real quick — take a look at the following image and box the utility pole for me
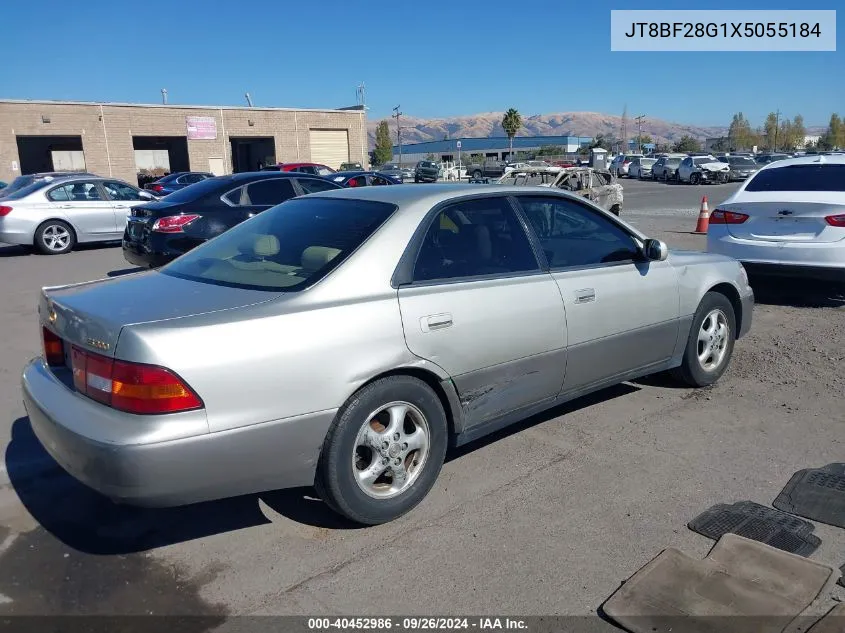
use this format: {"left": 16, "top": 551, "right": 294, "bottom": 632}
{"left": 634, "top": 114, "right": 646, "bottom": 153}
{"left": 392, "top": 105, "right": 403, "bottom": 167}
{"left": 620, "top": 104, "right": 628, "bottom": 153}
{"left": 356, "top": 83, "right": 366, "bottom": 108}
{"left": 160, "top": 88, "right": 168, "bottom": 105}
{"left": 774, "top": 108, "right": 781, "bottom": 151}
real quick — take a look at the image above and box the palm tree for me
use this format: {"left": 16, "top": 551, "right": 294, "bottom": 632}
{"left": 502, "top": 108, "right": 522, "bottom": 162}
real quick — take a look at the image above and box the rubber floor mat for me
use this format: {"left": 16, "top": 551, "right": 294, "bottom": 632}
{"left": 688, "top": 500, "right": 821, "bottom": 556}
{"left": 807, "top": 604, "right": 845, "bottom": 633}
{"left": 773, "top": 464, "right": 845, "bottom": 528}
{"left": 602, "top": 534, "right": 838, "bottom": 633}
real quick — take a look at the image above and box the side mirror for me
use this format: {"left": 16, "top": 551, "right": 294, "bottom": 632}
{"left": 644, "top": 238, "right": 669, "bottom": 261}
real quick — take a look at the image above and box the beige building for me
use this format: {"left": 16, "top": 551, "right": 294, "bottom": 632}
{"left": 0, "top": 99, "right": 368, "bottom": 185}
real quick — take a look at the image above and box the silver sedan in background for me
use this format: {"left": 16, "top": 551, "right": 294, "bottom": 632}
{"left": 23, "top": 185, "right": 753, "bottom": 525}
{"left": 0, "top": 175, "right": 156, "bottom": 254}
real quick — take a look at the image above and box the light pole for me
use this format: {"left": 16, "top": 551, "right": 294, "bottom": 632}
{"left": 392, "top": 105, "right": 403, "bottom": 167}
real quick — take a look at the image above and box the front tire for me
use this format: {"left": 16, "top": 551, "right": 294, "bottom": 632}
{"left": 670, "top": 292, "right": 736, "bottom": 388}
{"left": 35, "top": 220, "right": 75, "bottom": 255}
{"left": 315, "top": 375, "right": 448, "bottom": 525}
{"left": 690, "top": 172, "right": 701, "bottom": 185}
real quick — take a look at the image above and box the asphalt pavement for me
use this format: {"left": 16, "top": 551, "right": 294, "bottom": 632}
{"left": 0, "top": 182, "right": 843, "bottom": 625}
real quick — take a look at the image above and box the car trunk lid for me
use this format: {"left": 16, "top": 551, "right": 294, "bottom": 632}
{"left": 40, "top": 271, "right": 281, "bottom": 358}
{"left": 719, "top": 195, "right": 845, "bottom": 243}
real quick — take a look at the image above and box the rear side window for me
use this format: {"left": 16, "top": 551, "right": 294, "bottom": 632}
{"left": 1, "top": 180, "right": 51, "bottom": 200}
{"left": 413, "top": 196, "right": 539, "bottom": 282}
{"left": 161, "top": 198, "right": 396, "bottom": 291}
{"left": 296, "top": 178, "right": 342, "bottom": 194}
{"left": 224, "top": 178, "right": 296, "bottom": 206}
{"left": 745, "top": 164, "right": 845, "bottom": 192}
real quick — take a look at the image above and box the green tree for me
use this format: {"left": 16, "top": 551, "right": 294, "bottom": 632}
{"left": 728, "top": 112, "right": 754, "bottom": 150}
{"left": 633, "top": 134, "right": 653, "bottom": 150}
{"left": 501, "top": 108, "right": 523, "bottom": 162}
{"left": 763, "top": 112, "right": 779, "bottom": 150}
{"left": 711, "top": 138, "right": 728, "bottom": 152}
{"left": 790, "top": 114, "right": 806, "bottom": 149}
{"left": 672, "top": 135, "right": 701, "bottom": 153}
{"left": 589, "top": 134, "right": 612, "bottom": 151}
{"left": 536, "top": 145, "right": 565, "bottom": 156}
{"left": 829, "top": 113, "right": 843, "bottom": 148}
{"left": 372, "top": 120, "right": 393, "bottom": 167}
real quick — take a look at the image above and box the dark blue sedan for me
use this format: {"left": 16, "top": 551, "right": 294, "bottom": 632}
{"left": 144, "top": 172, "right": 215, "bottom": 196}
{"left": 325, "top": 171, "right": 402, "bottom": 187}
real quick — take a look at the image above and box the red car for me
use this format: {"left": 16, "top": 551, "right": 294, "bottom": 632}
{"left": 261, "top": 162, "right": 336, "bottom": 176}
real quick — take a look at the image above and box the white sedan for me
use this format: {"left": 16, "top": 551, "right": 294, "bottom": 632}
{"left": 707, "top": 155, "right": 845, "bottom": 281}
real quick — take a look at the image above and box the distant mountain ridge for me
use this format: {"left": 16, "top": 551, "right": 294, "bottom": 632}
{"left": 366, "top": 111, "right": 825, "bottom": 148}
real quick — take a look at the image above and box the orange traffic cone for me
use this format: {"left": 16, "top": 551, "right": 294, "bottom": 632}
{"left": 693, "top": 196, "right": 710, "bottom": 234}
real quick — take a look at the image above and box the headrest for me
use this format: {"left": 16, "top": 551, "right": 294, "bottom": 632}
{"left": 301, "top": 246, "right": 341, "bottom": 272}
{"left": 253, "top": 234, "right": 280, "bottom": 257}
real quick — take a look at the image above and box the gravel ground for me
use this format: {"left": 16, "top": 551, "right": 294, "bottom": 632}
{"left": 0, "top": 185, "right": 843, "bottom": 625}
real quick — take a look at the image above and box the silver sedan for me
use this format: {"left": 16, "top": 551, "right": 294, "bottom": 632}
{"left": 0, "top": 175, "right": 156, "bottom": 254}
{"left": 23, "top": 184, "right": 754, "bottom": 524}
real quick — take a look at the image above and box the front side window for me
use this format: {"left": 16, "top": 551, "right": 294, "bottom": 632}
{"left": 316, "top": 166, "right": 335, "bottom": 176}
{"left": 102, "top": 180, "right": 142, "bottom": 201}
{"left": 224, "top": 178, "right": 296, "bottom": 206}
{"left": 517, "top": 196, "right": 640, "bottom": 268}
{"left": 412, "top": 197, "right": 539, "bottom": 283}
{"left": 48, "top": 181, "right": 102, "bottom": 202}
{"left": 162, "top": 198, "right": 396, "bottom": 291}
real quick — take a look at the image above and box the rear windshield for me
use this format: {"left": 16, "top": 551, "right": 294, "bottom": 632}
{"left": 728, "top": 157, "right": 756, "bottom": 166}
{"left": 745, "top": 164, "right": 845, "bottom": 192}
{"left": 418, "top": 162, "right": 437, "bottom": 168}
{"left": 0, "top": 180, "right": 52, "bottom": 200}
{"left": 161, "top": 197, "right": 396, "bottom": 291}
{"left": 154, "top": 176, "right": 225, "bottom": 203}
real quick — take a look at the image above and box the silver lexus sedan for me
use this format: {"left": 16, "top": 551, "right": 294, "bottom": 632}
{"left": 23, "top": 184, "right": 754, "bottom": 525}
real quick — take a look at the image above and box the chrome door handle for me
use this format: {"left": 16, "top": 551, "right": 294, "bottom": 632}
{"left": 421, "top": 313, "right": 453, "bottom": 332}
{"left": 574, "top": 288, "right": 596, "bottom": 304}
{"left": 114, "top": 204, "right": 128, "bottom": 209}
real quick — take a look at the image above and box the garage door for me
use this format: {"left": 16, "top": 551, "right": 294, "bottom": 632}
{"left": 309, "top": 129, "right": 349, "bottom": 169}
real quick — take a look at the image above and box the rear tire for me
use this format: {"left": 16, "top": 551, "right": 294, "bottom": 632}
{"left": 34, "top": 220, "right": 75, "bottom": 255}
{"left": 670, "top": 292, "right": 736, "bottom": 388}
{"left": 315, "top": 375, "right": 448, "bottom": 525}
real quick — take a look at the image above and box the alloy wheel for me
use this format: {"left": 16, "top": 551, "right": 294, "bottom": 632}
{"left": 352, "top": 401, "right": 430, "bottom": 499}
{"left": 697, "top": 309, "right": 730, "bottom": 372}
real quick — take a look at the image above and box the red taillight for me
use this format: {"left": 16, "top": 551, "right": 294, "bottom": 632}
{"left": 69, "top": 345, "right": 202, "bottom": 414}
{"left": 42, "top": 327, "right": 65, "bottom": 366}
{"left": 151, "top": 184, "right": 164, "bottom": 192}
{"left": 711, "top": 209, "right": 749, "bottom": 224}
{"left": 0, "top": 205, "right": 13, "bottom": 217}
{"left": 151, "top": 214, "right": 200, "bottom": 233}
{"left": 824, "top": 214, "right": 845, "bottom": 227}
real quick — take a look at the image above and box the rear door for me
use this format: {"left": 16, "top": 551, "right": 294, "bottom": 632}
{"left": 720, "top": 163, "right": 845, "bottom": 243}
{"left": 397, "top": 195, "right": 567, "bottom": 430}
{"left": 46, "top": 181, "right": 117, "bottom": 240}
{"left": 101, "top": 180, "right": 150, "bottom": 234}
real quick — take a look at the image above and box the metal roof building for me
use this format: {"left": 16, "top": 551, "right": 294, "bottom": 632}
{"left": 390, "top": 135, "right": 593, "bottom": 164}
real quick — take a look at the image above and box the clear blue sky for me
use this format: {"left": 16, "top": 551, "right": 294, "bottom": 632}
{"left": 3, "top": 0, "right": 841, "bottom": 128}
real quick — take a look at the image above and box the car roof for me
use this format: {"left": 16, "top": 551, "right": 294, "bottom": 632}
{"left": 755, "top": 154, "right": 845, "bottom": 172}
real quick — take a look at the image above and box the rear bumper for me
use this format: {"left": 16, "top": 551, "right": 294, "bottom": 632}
{"left": 708, "top": 230, "right": 845, "bottom": 277}
{"left": 22, "top": 358, "right": 336, "bottom": 507}
{"left": 741, "top": 262, "right": 845, "bottom": 282}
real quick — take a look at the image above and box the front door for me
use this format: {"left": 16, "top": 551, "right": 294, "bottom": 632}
{"left": 514, "top": 194, "right": 680, "bottom": 394}
{"left": 46, "top": 180, "right": 117, "bottom": 240}
{"left": 397, "top": 195, "right": 566, "bottom": 429}
{"left": 101, "top": 180, "right": 150, "bottom": 234}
